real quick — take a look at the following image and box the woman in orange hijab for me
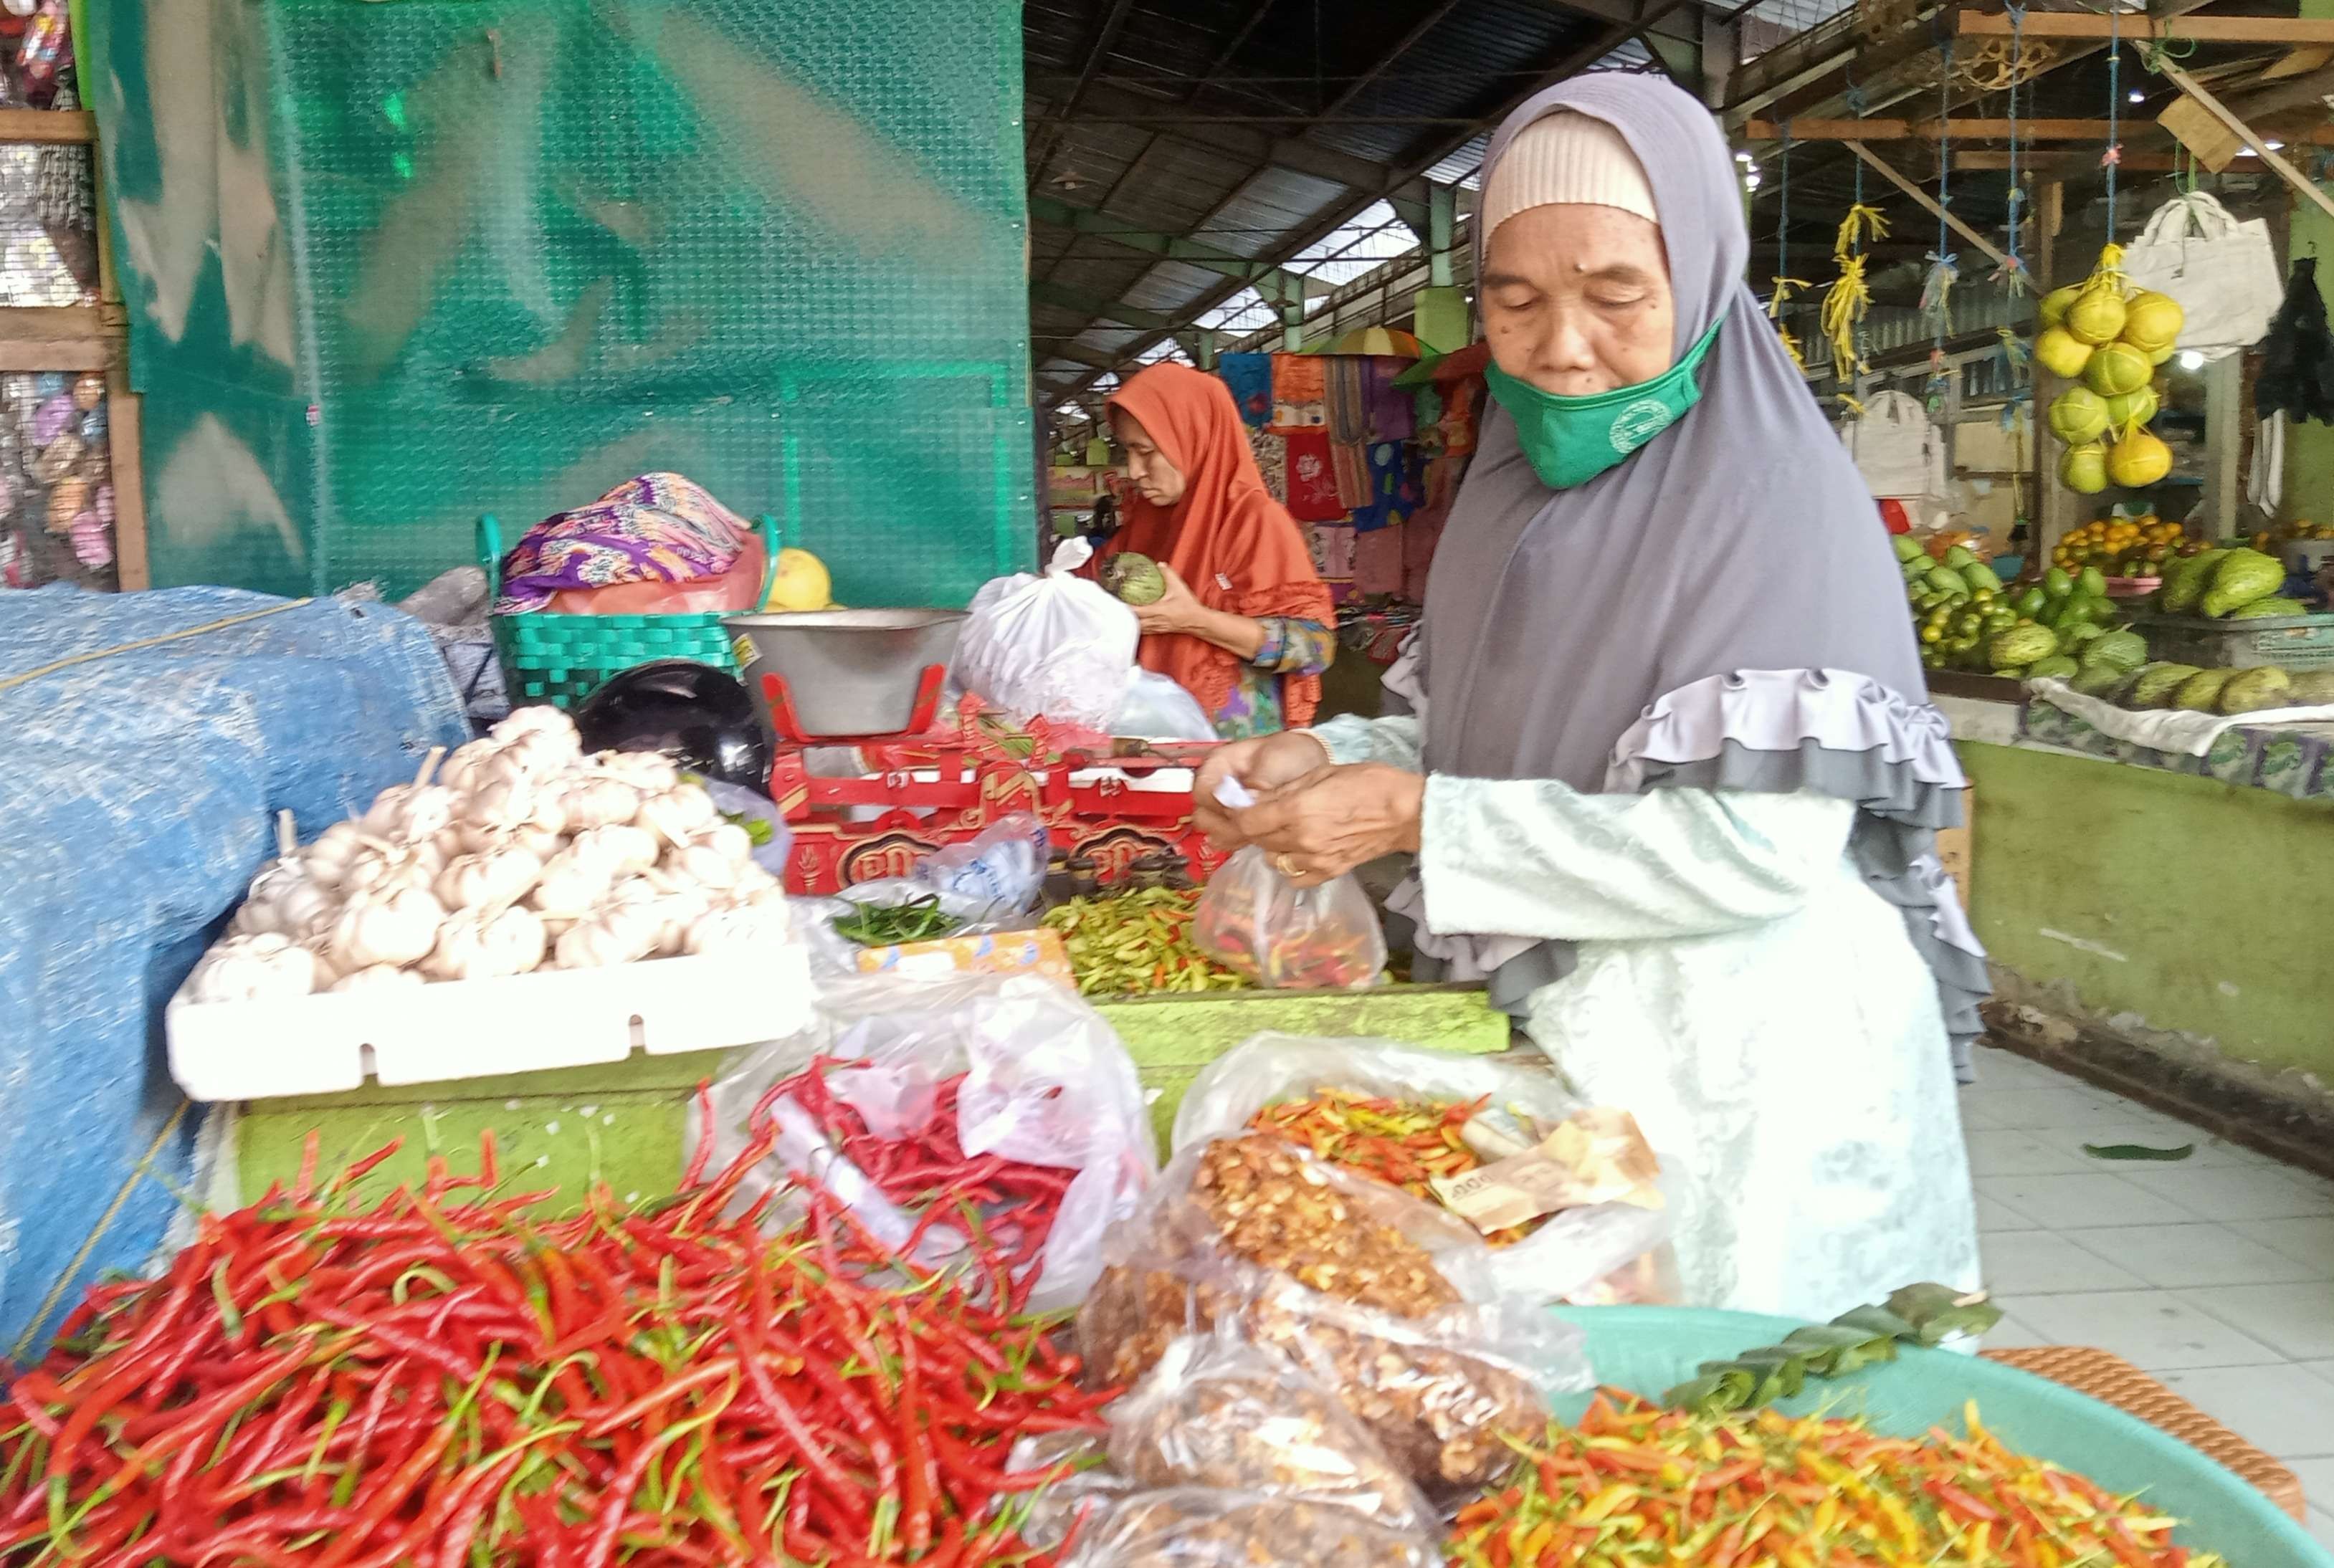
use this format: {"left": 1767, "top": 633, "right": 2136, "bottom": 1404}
{"left": 1102, "top": 363, "right": 1335, "bottom": 737}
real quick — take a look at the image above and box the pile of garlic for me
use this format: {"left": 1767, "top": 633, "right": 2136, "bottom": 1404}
{"left": 183, "top": 706, "right": 790, "bottom": 1004}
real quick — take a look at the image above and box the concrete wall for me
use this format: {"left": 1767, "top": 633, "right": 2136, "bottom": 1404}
{"left": 1959, "top": 740, "right": 2334, "bottom": 1080}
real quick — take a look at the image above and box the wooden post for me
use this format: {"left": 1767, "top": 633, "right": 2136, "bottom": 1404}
{"left": 105, "top": 369, "right": 147, "bottom": 591}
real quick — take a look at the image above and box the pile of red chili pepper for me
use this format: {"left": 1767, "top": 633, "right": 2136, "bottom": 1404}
{"left": 1447, "top": 1390, "right": 2221, "bottom": 1568}
{"left": 0, "top": 1125, "right": 1108, "bottom": 1568}
{"left": 762, "top": 1058, "right": 1071, "bottom": 1311}
{"left": 1248, "top": 1089, "right": 1540, "bottom": 1247}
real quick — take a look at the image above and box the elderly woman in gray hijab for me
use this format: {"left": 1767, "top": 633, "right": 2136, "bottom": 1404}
{"left": 1194, "top": 75, "right": 1984, "bottom": 1318}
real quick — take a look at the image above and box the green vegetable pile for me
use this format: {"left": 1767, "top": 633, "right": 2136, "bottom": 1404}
{"left": 2157, "top": 546, "right": 2295, "bottom": 621}
{"left": 1898, "top": 540, "right": 2123, "bottom": 677}
{"left": 1040, "top": 886, "right": 1246, "bottom": 996}
{"left": 830, "top": 894, "right": 966, "bottom": 947}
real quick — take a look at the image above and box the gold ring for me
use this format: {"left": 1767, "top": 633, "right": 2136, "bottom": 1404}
{"left": 1275, "top": 853, "right": 1305, "bottom": 878}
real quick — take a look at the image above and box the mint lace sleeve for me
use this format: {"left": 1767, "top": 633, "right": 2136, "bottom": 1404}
{"left": 1305, "top": 714, "right": 1423, "bottom": 771}
{"left": 1417, "top": 782, "right": 1855, "bottom": 942}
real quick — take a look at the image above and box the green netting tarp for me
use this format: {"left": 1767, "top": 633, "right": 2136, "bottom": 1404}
{"left": 87, "top": 0, "right": 1034, "bottom": 605}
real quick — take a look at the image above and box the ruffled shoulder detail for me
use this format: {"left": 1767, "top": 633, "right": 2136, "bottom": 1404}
{"left": 1606, "top": 669, "right": 1986, "bottom": 1075}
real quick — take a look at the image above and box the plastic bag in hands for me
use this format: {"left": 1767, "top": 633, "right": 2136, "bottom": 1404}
{"left": 1075, "top": 1134, "right": 1588, "bottom": 1495}
{"left": 692, "top": 972, "right": 1156, "bottom": 1314}
{"left": 1058, "top": 1489, "right": 1437, "bottom": 1568}
{"left": 1172, "top": 1033, "right": 1676, "bottom": 1309}
{"left": 1191, "top": 844, "right": 1386, "bottom": 990}
{"left": 954, "top": 538, "right": 1139, "bottom": 730}
{"left": 1103, "top": 1332, "right": 1437, "bottom": 1534}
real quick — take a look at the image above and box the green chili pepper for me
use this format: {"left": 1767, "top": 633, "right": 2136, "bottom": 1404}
{"left": 831, "top": 895, "right": 965, "bottom": 947}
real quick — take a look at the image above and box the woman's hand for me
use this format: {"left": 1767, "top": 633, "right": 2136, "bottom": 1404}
{"left": 1132, "top": 564, "right": 1269, "bottom": 660}
{"left": 1191, "top": 731, "right": 1335, "bottom": 846}
{"left": 1130, "top": 564, "right": 1205, "bottom": 637}
{"left": 1230, "top": 763, "right": 1425, "bottom": 886}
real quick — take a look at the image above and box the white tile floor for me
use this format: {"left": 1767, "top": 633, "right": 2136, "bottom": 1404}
{"left": 1966, "top": 1049, "right": 2334, "bottom": 1550}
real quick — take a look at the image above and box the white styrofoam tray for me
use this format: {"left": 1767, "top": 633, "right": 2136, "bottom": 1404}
{"left": 166, "top": 942, "right": 815, "bottom": 1102}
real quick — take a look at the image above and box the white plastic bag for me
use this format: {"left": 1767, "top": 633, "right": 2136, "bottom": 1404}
{"left": 2121, "top": 191, "right": 2281, "bottom": 361}
{"left": 955, "top": 538, "right": 1140, "bottom": 729}
{"left": 1838, "top": 389, "right": 1943, "bottom": 501}
{"left": 692, "top": 972, "right": 1156, "bottom": 1313}
{"left": 1173, "top": 1034, "right": 1675, "bottom": 1308}
{"left": 1112, "top": 669, "right": 1218, "bottom": 741}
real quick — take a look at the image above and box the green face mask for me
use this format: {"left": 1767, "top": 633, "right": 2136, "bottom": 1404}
{"left": 1482, "top": 313, "right": 1726, "bottom": 490}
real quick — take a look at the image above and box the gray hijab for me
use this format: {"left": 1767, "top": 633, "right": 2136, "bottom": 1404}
{"left": 1410, "top": 73, "right": 1988, "bottom": 1066}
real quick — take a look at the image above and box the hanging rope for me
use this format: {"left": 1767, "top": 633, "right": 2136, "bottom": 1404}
{"left": 1991, "top": 1, "right": 2029, "bottom": 294}
{"left": 1771, "top": 121, "right": 1809, "bottom": 368}
{"left": 1921, "top": 32, "right": 1959, "bottom": 342}
{"left": 1822, "top": 70, "right": 1883, "bottom": 391}
{"left": 2104, "top": 8, "right": 2123, "bottom": 238}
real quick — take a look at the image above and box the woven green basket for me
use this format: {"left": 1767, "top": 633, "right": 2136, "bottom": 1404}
{"left": 481, "top": 512, "right": 781, "bottom": 709}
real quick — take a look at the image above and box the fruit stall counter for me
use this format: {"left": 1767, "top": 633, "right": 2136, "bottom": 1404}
{"left": 1934, "top": 689, "right": 2334, "bottom": 1095}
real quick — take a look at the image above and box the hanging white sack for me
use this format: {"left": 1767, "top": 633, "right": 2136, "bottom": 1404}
{"left": 1839, "top": 389, "right": 1941, "bottom": 501}
{"left": 2119, "top": 191, "right": 2282, "bottom": 361}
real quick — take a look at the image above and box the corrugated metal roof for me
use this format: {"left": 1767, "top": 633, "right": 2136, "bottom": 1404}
{"left": 1027, "top": 0, "right": 1717, "bottom": 401}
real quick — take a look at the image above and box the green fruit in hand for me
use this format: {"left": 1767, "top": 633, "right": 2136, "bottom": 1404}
{"left": 2199, "top": 549, "right": 2285, "bottom": 618}
{"left": 2026, "top": 656, "right": 2081, "bottom": 682}
{"left": 2048, "top": 386, "right": 2112, "bottom": 446}
{"left": 2082, "top": 340, "right": 2153, "bottom": 397}
{"left": 2229, "top": 596, "right": 2307, "bottom": 620}
{"left": 1100, "top": 550, "right": 1168, "bottom": 606}
{"left": 2059, "top": 441, "right": 2110, "bottom": 494}
{"left": 2219, "top": 666, "right": 2292, "bottom": 714}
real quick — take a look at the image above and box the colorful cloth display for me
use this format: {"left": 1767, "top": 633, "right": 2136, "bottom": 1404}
{"left": 1280, "top": 429, "right": 1346, "bottom": 521}
{"left": 1218, "top": 353, "right": 1275, "bottom": 428}
{"left": 1269, "top": 353, "right": 1326, "bottom": 429}
{"left": 493, "top": 473, "right": 751, "bottom": 613}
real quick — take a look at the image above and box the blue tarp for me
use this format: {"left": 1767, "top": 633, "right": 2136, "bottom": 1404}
{"left": 0, "top": 585, "right": 466, "bottom": 1360}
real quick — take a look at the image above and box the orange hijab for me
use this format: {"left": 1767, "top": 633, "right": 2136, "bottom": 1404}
{"left": 1103, "top": 364, "right": 1335, "bottom": 727}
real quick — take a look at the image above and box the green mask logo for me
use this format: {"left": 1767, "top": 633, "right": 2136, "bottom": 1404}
{"left": 1484, "top": 312, "right": 1727, "bottom": 490}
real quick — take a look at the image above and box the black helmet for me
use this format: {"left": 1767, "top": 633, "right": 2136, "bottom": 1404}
{"left": 573, "top": 660, "right": 771, "bottom": 793}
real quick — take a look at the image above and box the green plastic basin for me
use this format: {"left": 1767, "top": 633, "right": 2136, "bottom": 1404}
{"left": 1555, "top": 1308, "right": 2328, "bottom": 1568}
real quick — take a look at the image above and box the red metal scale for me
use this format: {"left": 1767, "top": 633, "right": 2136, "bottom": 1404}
{"left": 757, "top": 668, "right": 1224, "bottom": 894}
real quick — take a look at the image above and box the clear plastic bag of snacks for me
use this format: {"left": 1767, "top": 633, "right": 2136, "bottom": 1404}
{"left": 1075, "top": 1135, "right": 1588, "bottom": 1496}
{"left": 1058, "top": 1489, "right": 1436, "bottom": 1568}
{"left": 1104, "top": 1332, "right": 1434, "bottom": 1532}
